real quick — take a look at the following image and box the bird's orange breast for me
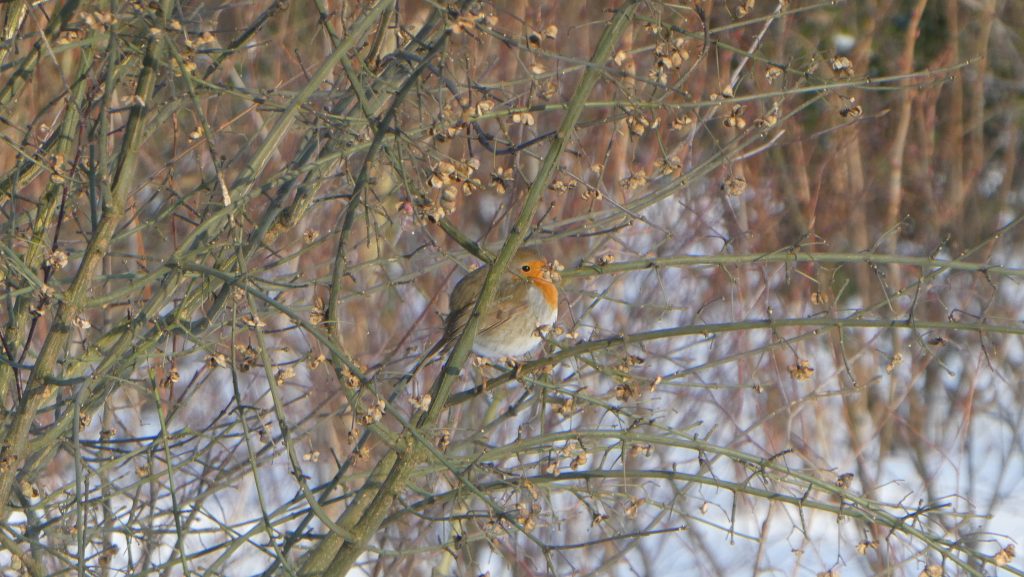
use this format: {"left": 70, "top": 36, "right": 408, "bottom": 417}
{"left": 530, "top": 277, "right": 558, "bottom": 311}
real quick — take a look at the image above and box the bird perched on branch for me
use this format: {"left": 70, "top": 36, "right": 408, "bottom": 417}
{"left": 433, "top": 247, "right": 559, "bottom": 360}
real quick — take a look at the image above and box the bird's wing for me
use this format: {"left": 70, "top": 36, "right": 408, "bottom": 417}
{"left": 446, "top": 275, "right": 533, "bottom": 339}
{"left": 477, "top": 281, "right": 535, "bottom": 336}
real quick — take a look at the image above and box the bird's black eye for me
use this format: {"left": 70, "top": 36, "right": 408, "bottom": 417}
{"left": 521, "top": 265, "right": 531, "bottom": 272}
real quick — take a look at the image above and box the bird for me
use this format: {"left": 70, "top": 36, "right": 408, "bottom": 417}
{"left": 432, "top": 247, "right": 559, "bottom": 360}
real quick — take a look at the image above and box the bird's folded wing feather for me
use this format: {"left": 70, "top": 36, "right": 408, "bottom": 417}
{"left": 447, "top": 277, "right": 532, "bottom": 339}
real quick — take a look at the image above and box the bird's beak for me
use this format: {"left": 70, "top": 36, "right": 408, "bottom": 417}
{"left": 540, "top": 262, "right": 553, "bottom": 280}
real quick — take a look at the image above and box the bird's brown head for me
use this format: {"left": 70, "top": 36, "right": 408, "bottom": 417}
{"left": 508, "top": 248, "right": 558, "bottom": 308}
{"left": 509, "top": 248, "right": 550, "bottom": 279}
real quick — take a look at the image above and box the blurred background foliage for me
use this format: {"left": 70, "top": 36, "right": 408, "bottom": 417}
{"left": 1, "top": 0, "right": 1024, "bottom": 576}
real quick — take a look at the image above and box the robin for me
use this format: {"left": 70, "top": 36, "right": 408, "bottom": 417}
{"left": 432, "top": 247, "right": 558, "bottom": 360}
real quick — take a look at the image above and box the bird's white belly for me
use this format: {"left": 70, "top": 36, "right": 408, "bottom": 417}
{"left": 472, "top": 284, "right": 556, "bottom": 358}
